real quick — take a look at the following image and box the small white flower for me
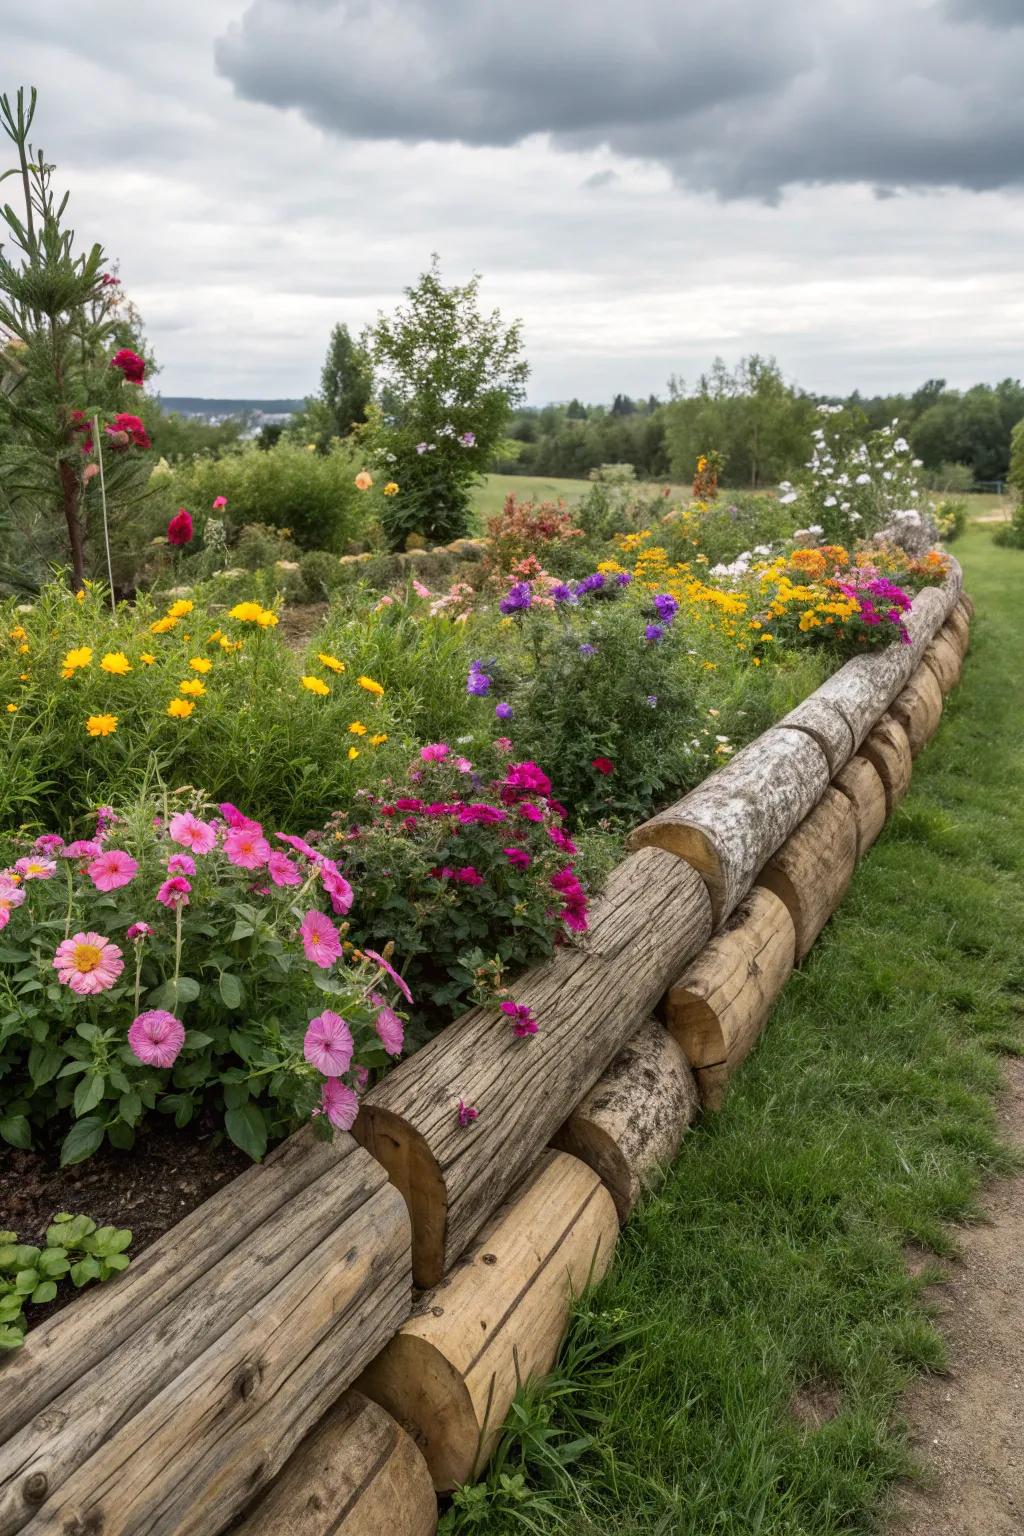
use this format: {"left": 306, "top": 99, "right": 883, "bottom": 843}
{"left": 855, "top": 473, "right": 871, "bottom": 485}
{"left": 780, "top": 491, "right": 798, "bottom": 504}
{"left": 912, "top": 458, "right": 923, "bottom": 468}
{"left": 824, "top": 495, "right": 837, "bottom": 507}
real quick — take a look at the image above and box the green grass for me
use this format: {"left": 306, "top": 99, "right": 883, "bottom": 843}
{"left": 445, "top": 524, "right": 1024, "bottom": 1535}
{"left": 470, "top": 473, "right": 598, "bottom": 520}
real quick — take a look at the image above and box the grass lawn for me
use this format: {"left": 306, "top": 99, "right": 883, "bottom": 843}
{"left": 447, "top": 523, "right": 1024, "bottom": 1535}
{"left": 470, "top": 473, "right": 598, "bottom": 520}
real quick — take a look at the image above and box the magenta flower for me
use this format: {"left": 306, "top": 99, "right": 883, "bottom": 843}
{"left": 110, "top": 346, "right": 145, "bottom": 384}
{"left": 303, "top": 1010, "right": 354, "bottom": 1076}
{"left": 363, "top": 947, "right": 413, "bottom": 1004}
{"left": 518, "top": 803, "right": 544, "bottom": 823}
{"left": 53, "top": 932, "right": 124, "bottom": 995}
{"left": 156, "top": 876, "right": 192, "bottom": 909}
{"left": 299, "top": 909, "right": 342, "bottom": 969}
{"left": 0, "top": 881, "right": 26, "bottom": 930}
{"left": 34, "top": 834, "right": 65, "bottom": 854}
{"left": 320, "top": 859, "right": 354, "bottom": 915}
{"left": 219, "top": 802, "right": 263, "bottom": 833}
{"left": 267, "top": 851, "right": 302, "bottom": 886}
{"left": 454, "top": 866, "right": 484, "bottom": 885}
{"left": 500, "top": 999, "right": 538, "bottom": 1037}
{"left": 14, "top": 856, "right": 56, "bottom": 881}
{"left": 459, "top": 803, "right": 507, "bottom": 826}
{"left": 458, "top": 1098, "right": 479, "bottom": 1127}
{"left": 419, "top": 743, "right": 449, "bottom": 763}
{"left": 212, "top": 495, "right": 227, "bottom": 509}
{"left": 503, "top": 847, "right": 531, "bottom": 869}
{"left": 370, "top": 993, "right": 405, "bottom": 1056}
{"left": 166, "top": 852, "right": 197, "bottom": 877}
{"left": 62, "top": 839, "right": 103, "bottom": 859}
{"left": 224, "top": 827, "right": 271, "bottom": 870}
{"left": 503, "top": 761, "right": 552, "bottom": 797}
{"left": 87, "top": 849, "right": 139, "bottom": 892}
{"left": 317, "top": 1077, "right": 359, "bottom": 1131}
{"left": 126, "top": 920, "right": 153, "bottom": 941}
{"left": 128, "top": 1010, "right": 185, "bottom": 1069}
{"left": 275, "top": 831, "right": 322, "bottom": 861}
{"left": 169, "top": 811, "right": 218, "bottom": 855}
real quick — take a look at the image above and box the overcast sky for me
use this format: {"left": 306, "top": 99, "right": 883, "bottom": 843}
{"left": 6, "top": 0, "right": 1023, "bottom": 402}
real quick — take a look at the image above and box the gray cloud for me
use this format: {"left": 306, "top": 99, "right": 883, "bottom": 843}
{"left": 215, "top": 0, "right": 1024, "bottom": 198}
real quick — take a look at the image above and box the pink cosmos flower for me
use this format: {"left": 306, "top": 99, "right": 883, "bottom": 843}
{"left": 224, "top": 826, "right": 271, "bottom": 870}
{"left": 303, "top": 1010, "right": 354, "bottom": 1076}
{"left": 412, "top": 579, "right": 431, "bottom": 598}
{"left": 503, "top": 847, "right": 531, "bottom": 869}
{"left": 320, "top": 859, "right": 354, "bottom": 915}
{"left": 419, "top": 743, "right": 449, "bottom": 763}
{"left": 14, "top": 856, "right": 56, "bottom": 881}
{"left": 363, "top": 947, "right": 413, "bottom": 1004}
{"left": 212, "top": 495, "right": 227, "bottom": 509}
{"left": 169, "top": 811, "right": 218, "bottom": 855}
{"left": 166, "top": 852, "right": 196, "bottom": 877}
{"left": 128, "top": 1010, "right": 185, "bottom": 1068}
{"left": 275, "top": 831, "right": 322, "bottom": 861}
{"left": 62, "top": 839, "right": 103, "bottom": 859}
{"left": 126, "top": 921, "right": 153, "bottom": 941}
{"left": 156, "top": 876, "right": 192, "bottom": 909}
{"left": 87, "top": 849, "right": 139, "bottom": 892}
{"left": 458, "top": 1098, "right": 479, "bottom": 1128}
{"left": 53, "top": 932, "right": 124, "bottom": 995}
{"left": 267, "top": 850, "right": 302, "bottom": 886}
{"left": 370, "top": 993, "right": 405, "bottom": 1056}
{"left": 317, "top": 1077, "right": 359, "bottom": 1131}
{"left": 299, "top": 909, "right": 342, "bottom": 969}
{"left": 500, "top": 999, "right": 538, "bottom": 1037}
{"left": 34, "top": 834, "right": 65, "bottom": 854}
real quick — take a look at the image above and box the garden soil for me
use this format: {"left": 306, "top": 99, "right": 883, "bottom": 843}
{"left": 892, "top": 1056, "right": 1024, "bottom": 1536}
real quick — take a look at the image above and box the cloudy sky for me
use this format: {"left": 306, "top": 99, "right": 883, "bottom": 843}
{"left": 6, "top": 0, "right": 1024, "bottom": 402}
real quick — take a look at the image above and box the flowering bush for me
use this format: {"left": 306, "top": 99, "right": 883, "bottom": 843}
{"left": 788, "top": 408, "right": 932, "bottom": 547}
{"left": 484, "top": 494, "right": 584, "bottom": 581}
{"left": 0, "top": 793, "right": 409, "bottom": 1164}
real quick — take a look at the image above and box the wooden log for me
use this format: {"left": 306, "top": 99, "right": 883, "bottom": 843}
{"left": 890, "top": 664, "right": 943, "bottom": 756}
{"left": 859, "top": 713, "right": 912, "bottom": 813}
{"left": 550, "top": 1017, "right": 699, "bottom": 1221}
{"left": 755, "top": 787, "right": 857, "bottom": 963}
{"left": 777, "top": 695, "right": 855, "bottom": 775}
{"left": 232, "top": 1391, "right": 437, "bottom": 1536}
{"left": 663, "top": 886, "right": 795, "bottom": 1110}
{"left": 923, "top": 629, "right": 963, "bottom": 695}
{"left": 903, "top": 585, "right": 952, "bottom": 665}
{"left": 945, "top": 605, "right": 970, "bottom": 658}
{"left": 831, "top": 755, "right": 888, "bottom": 859}
{"left": 0, "top": 1125, "right": 347, "bottom": 1445}
{"left": 357, "top": 1151, "right": 618, "bottom": 1491}
{"left": 626, "top": 727, "right": 830, "bottom": 923}
{"left": 5, "top": 1162, "right": 410, "bottom": 1536}
{"left": 354, "top": 859, "right": 712, "bottom": 1288}
{"left": 959, "top": 592, "right": 975, "bottom": 621}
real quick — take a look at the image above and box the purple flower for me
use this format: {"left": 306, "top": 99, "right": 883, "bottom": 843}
{"left": 499, "top": 581, "right": 532, "bottom": 616}
{"left": 500, "top": 999, "right": 538, "bottom": 1037}
{"left": 495, "top": 701, "right": 513, "bottom": 720}
{"left": 646, "top": 695, "right": 658, "bottom": 707}
{"left": 645, "top": 623, "right": 665, "bottom": 642}
{"left": 551, "top": 583, "right": 576, "bottom": 605}
{"left": 415, "top": 441, "right": 429, "bottom": 455}
{"left": 578, "top": 643, "right": 597, "bottom": 658}
{"left": 615, "top": 571, "right": 632, "bottom": 587}
{"left": 652, "top": 592, "right": 679, "bottom": 624}
{"left": 458, "top": 1098, "right": 478, "bottom": 1126}
{"left": 467, "top": 665, "right": 491, "bottom": 696}
{"left": 459, "top": 431, "right": 476, "bottom": 447}
{"left": 574, "top": 572, "right": 606, "bottom": 597}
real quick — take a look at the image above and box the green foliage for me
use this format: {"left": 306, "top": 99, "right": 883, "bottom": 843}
{"left": 0, "top": 1213, "right": 132, "bottom": 1349}
{"left": 995, "top": 419, "right": 1024, "bottom": 547}
{"left": 144, "top": 409, "right": 242, "bottom": 464}
{"left": 673, "top": 490, "right": 801, "bottom": 567}
{"left": 664, "top": 355, "right": 815, "bottom": 489}
{"left": 298, "top": 548, "right": 346, "bottom": 600}
{"left": 289, "top": 323, "right": 372, "bottom": 452}
{"left": 930, "top": 496, "right": 968, "bottom": 543}
{"left": 572, "top": 464, "right": 676, "bottom": 545}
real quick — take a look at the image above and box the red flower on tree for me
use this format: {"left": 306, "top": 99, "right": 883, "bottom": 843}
{"left": 591, "top": 756, "right": 615, "bottom": 776}
{"left": 105, "top": 413, "right": 151, "bottom": 450}
{"left": 167, "top": 508, "right": 194, "bottom": 546}
{"left": 110, "top": 347, "right": 145, "bottom": 385}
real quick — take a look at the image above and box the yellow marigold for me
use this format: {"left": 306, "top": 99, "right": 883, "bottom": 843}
{"left": 348, "top": 746, "right": 360, "bottom": 759}
{"left": 179, "top": 679, "right": 206, "bottom": 697}
{"left": 9, "top": 626, "right": 26, "bottom": 641}
{"left": 75, "top": 589, "right": 85, "bottom": 603}
{"left": 6, "top": 703, "right": 17, "bottom": 714}
{"left": 167, "top": 599, "right": 194, "bottom": 619}
{"left": 150, "top": 615, "right": 178, "bottom": 635}
{"left": 369, "top": 732, "right": 388, "bottom": 746}
{"left": 63, "top": 646, "right": 93, "bottom": 673}
{"left": 383, "top": 482, "right": 399, "bottom": 496}
{"left": 189, "top": 657, "right": 212, "bottom": 673}
{"left": 318, "top": 653, "right": 345, "bottom": 674}
{"left": 85, "top": 713, "right": 117, "bottom": 737}
{"left": 166, "top": 698, "right": 195, "bottom": 719}
{"left": 301, "top": 675, "right": 330, "bottom": 697}
{"left": 354, "top": 471, "right": 373, "bottom": 491}
{"left": 356, "top": 675, "right": 384, "bottom": 697}
{"left": 256, "top": 609, "right": 279, "bottom": 629}
{"left": 219, "top": 636, "right": 242, "bottom": 652}
{"left": 140, "top": 652, "right": 156, "bottom": 665}
{"left": 229, "top": 602, "right": 265, "bottom": 623}
{"left": 100, "top": 651, "right": 132, "bottom": 675}
{"left": 18, "top": 673, "right": 27, "bottom": 681}
{"left": 348, "top": 720, "right": 367, "bottom": 735}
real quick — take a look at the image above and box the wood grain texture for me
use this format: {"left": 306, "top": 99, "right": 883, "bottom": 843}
{"left": 755, "top": 787, "right": 857, "bottom": 963}
{"left": 831, "top": 755, "right": 888, "bottom": 859}
{"left": 890, "top": 664, "right": 944, "bottom": 757}
{"left": 626, "top": 727, "right": 830, "bottom": 923}
{"left": 551, "top": 1017, "right": 699, "bottom": 1221}
{"left": 923, "top": 629, "right": 963, "bottom": 695}
{"left": 945, "top": 605, "right": 970, "bottom": 658}
{"left": 356, "top": 1152, "right": 618, "bottom": 1491}
{"left": 860, "top": 713, "right": 913, "bottom": 813}
{"left": 777, "top": 696, "right": 855, "bottom": 775}
{"left": 231, "top": 1391, "right": 436, "bottom": 1536}
{"left": 959, "top": 592, "right": 975, "bottom": 622}
{"left": 20, "top": 1178, "right": 411, "bottom": 1536}
{"left": 354, "top": 863, "right": 712, "bottom": 1287}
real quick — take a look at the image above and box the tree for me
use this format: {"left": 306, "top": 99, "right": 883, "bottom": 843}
{"left": 367, "top": 256, "right": 529, "bottom": 546}
{"left": 288, "top": 323, "right": 372, "bottom": 453}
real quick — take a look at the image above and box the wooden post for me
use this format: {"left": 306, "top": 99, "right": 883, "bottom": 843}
{"left": 354, "top": 856, "right": 712, "bottom": 1287}
{"left": 923, "top": 629, "right": 963, "bottom": 695}
{"left": 232, "top": 1392, "right": 437, "bottom": 1536}
{"left": 755, "top": 787, "right": 857, "bottom": 963}
{"left": 551, "top": 1017, "right": 699, "bottom": 1221}
{"left": 663, "top": 886, "right": 795, "bottom": 1109}
{"left": 357, "top": 1151, "right": 618, "bottom": 1492}
{"left": 890, "top": 664, "right": 943, "bottom": 757}
{"left": 832, "top": 755, "right": 887, "bottom": 859}
{"left": 859, "top": 713, "right": 912, "bottom": 813}
{"left": 945, "top": 606, "right": 970, "bottom": 658}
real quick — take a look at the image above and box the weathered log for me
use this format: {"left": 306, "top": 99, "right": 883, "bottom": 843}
{"left": 663, "top": 886, "right": 795, "bottom": 1109}
{"left": 831, "top": 755, "right": 888, "bottom": 859}
{"left": 232, "top": 1391, "right": 437, "bottom": 1536}
{"left": 923, "top": 629, "right": 963, "bottom": 695}
{"left": 903, "top": 585, "right": 952, "bottom": 664}
{"left": 945, "top": 605, "right": 970, "bottom": 658}
{"left": 810, "top": 640, "right": 916, "bottom": 753}
{"left": 777, "top": 695, "right": 855, "bottom": 775}
{"left": 354, "top": 858, "right": 712, "bottom": 1287}
{"left": 626, "top": 727, "right": 830, "bottom": 923}
{"left": 550, "top": 1017, "right": 699, "bottom": 1221}
{"left": 357, "top": 1151, "right": 618, "bottom": 1491}
{"left": 890, "top": 664, "right": 943, "bottom": 756}
{"left": 959, "top": 592, "right": 975, "bottom": 621}
{"left": 0, "top": 1125, "right": 346, "bottom": 1445}
{"left": 9, "top": 1162, "right": 410, "bottom": 1536}
{"left": 859, "top": 713, "right": 913, "bottom": 812}
{"left": 755, "top": 786, "right": 857, "bottom": 963}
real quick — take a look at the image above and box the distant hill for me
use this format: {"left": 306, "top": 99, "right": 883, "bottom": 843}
{"left": 158, "top": 396, "right": 304, "bottom": 417}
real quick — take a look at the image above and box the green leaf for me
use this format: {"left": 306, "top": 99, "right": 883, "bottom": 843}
{"left": 0, "top": 1115, "right": 30, "bottom": 1149}
{"left": 222, "top": 1080, "right": 250, "bottom": 1110}
{"left": 27, "top": 1041, "right": 63, "bottom": 1087}
{"left": 84, "top": 1226, "right": 132, "bottom": 1258}
{"left": 225, "top": 1103, "right": 267, "bottom": 1162}
{"left": 0, "top": 1325, "right": 25, "bottom": 1350}
{"left": 59, "top": 1117, "right": 105, "bottom": 1167}
{"left": 102, "top": 1252, "right": 131, "bottom": 1273}
{"left": 218, "top": 972, "right": 243, "bottom": 1010}
{"left": 36, "top": 1248, "right": 69, "bottom": 1278}
{"left": 30, "top": 1280, "right": 57, "bottom": 1305}
{"left": 230, "top": 918, "right": 255, "bottom": 942}
{"left": 106, "top": 1121, "right": 134, "bottom": 1151}
{"left": 48, "top": 1214, "right": 94, "bottom": 1246}
{"left": 118, "top": 1090, "right": 142, "bottom": 1125}
{"left": 183, "top": 1030, "right": 213, "bottom": 1049}
{"left": 69, "top": 1256, "right": 101, "bottom": 1287}
{"left": 14, "top": 1269, "right": 39, "bottom": 1295}
{"left": 174, "top": 976, "right": 201, "bottom": 1004}
{"left": 73, "top": 1073, "right": 105, "bottom": 1117}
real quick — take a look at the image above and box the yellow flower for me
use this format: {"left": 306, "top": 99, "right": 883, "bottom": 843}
{"left": 369, "top": 732, "right": 388, "bottom": 746}
{"left": 318, "top": 653, "right": 345, "bottom": 674}
{"left": 63, "top": 646, "right": 93, "bottom": 673}
{"left": 166, "top": 698, "right": 195, "bottom": 719}
{"left": 348, "top": 746, "right": 360, "bottom": 759}
{"left": 9, "top": 626, "right": 26, "bottom": 641}
{"left": 18, "top": 673, "right": 28, "bottom": 681}
{"left": 100, "top": 651, "right": 132, "bottom": 675}
{"left": 179, "top": 679, "right": 206, "bottom": 697}
{"left": 301, "top": 675, "right": 330, "bottom": 697}
{"left": 189, "top": 657, "right": 212, "bottom": 673}
{"left": 229, "top": 602, "right": 264, "bottom": 623}
{"left": 167, "top": 599, "right": 194, "bottom": 618}
{"left": 150, "top": 615, "right": 178, "bottom": 634}
{"left": 140, "top": 652, "right": 156, "bottom": 665}
{"left": 16, "top": 643, "right": 28, "bottom": 655}
{"left": 356, "top": 675, "right": 384, "bottom": 697}
{"left": 383, "top": 482, "right": 399, "bottom": 496}
{"left": 75, "top": 589, "right": 85, "bottom": 603}
{"left": 208, "top": 629, "right": 224, "bottom": 644}
{"left": 256, "top": 608, "right": 279, "bottom": 629}
{"left": 354, "top": 470, "right": 373, "bottom": 491}
{"left": 219, "top": 635, "right": 242, "bottom": 652}
{"left": 85, "top": 713, "right": 117, "bottom": 737}
{"left": 348, "top": 720, "right": 367, "bottom": 735}
{"left": 6, "top": 704, "right": 17, "bottom": 714}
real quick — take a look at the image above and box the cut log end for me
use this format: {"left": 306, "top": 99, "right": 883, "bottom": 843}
{"left": 755, "top": 788, "right": 856, "bottom": 964}
{"left": 860, "top": 714, "right": 913, "bottom": 813}
{"left": 890, "top": 664, "right": 943, "bottom": 757}
{"left": 627, "top": 822, "right": 724, "bottom": 912}
{"left": 832, "top": 755, "right": 887, "bottom": 860}
{"left": 352, "top": 1106, "right": 446, "bottom": 1290}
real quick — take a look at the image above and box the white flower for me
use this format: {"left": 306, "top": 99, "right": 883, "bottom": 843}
{"left": 912, "top": 458, "right": 923, "bottom": 468}
{"left": 849, "top": 511, "right": 861, "bottom": 521}
{"left": 780, "top": 491, "right": 798, "bottom": 504}
{"left": 855, "top": 473, "right": 871, "bottom": 485}
{"left": 893, "top": 437, "right": 909, "bottom": 453}
{"left": 824, "top": 495, "right": 837, "bottom": 507}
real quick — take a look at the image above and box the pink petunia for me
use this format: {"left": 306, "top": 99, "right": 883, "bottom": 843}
{"left": 87, "top": 849, "right": 139, "bottom": 892}
{"left": 317, "top": 1077, "right": 359, "bottom": 1131}
{"left": 299, "top": 909, "right": 342, "bottom": 969}
{"left": 53, "top": 932, "right": 124, "bottom": 995}
{"left": 275, "top": 831, "right": 322, "bottom": 861}
{"left": 166, "top": 852, "right": 197, "bottom": 876}
{"left": 419, "top": 743, "right": 449, "bottom": 763}
{"left": 219, "top": 802, "right": 263, "bottom": 833}
{"left": 126, "top": 921, "right": 153, "bottom": 941}
{"left": 156, "top": 876, "right": 191, "bottom": 909}
{"left": 128, "top": 1009, "right": 185, "bottom": 1068}
{"left": 62, "top": 839, "right": 103, "bottom": 859}
{"left": 168, "top": 811, "right": 218, "bottom": 855}
{"left": 500, "top": 999, "right": 538, "bottom": 1037}
{"left": 267, "top": 850, "right": 302, "bottom": 886}
{"left": 372, "top": 996, "right": 405, "bottom": 1057}
{"left": 34, "top": 834, "right": 65, "bottom": 854}
{"left": 14, "top": 856, "right": 56, "bottom": 881}
{"left": 503, "top": 847, "right": 531, "bottom": 869}
{"left": 457, "top": 1098, "right": 479, "bottom": 1128}
{"left": 303, "top": 1010, "right": 354, "bottom": 1076}
{"left": 363, "top": 947, "right": 413, "bottom": 1005}
{"left": 224, "top": 826, "right": 271, "bottom": 870}
{"left": 518, "top": 803, "right": 544, "bottom": 823}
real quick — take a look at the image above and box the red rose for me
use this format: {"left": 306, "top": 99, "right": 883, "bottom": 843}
{"left": 167, "top": 508, "right": 194, "bottom": 546}
{"left": 110, "top": 347, "right": 145, "bottom": 384}
{"left": 591, "top": 756, "right": 615, "bottom": 776}
{"left": 106, "top": 413, "right": 151, "bottom": 451}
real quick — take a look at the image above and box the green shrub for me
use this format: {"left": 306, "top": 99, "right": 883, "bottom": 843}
{"left": 574, "top": 465, "right": 675, "bottom": 545}
{"left": 299, "top": 549, "right": 346, "bottom": 600}
{"left": 931, "top": 497, "right": 968, "bottom": 543}
{"left": 668, "top": 491, "right": 800, "bottom": 567}
{"left": 1, "top": 1215, "right": 132, "bottom": 1349}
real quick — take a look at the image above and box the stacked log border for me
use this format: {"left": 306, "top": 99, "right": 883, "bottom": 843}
{"left": 1, "top": 570, "right": 971, "bottom": 1535}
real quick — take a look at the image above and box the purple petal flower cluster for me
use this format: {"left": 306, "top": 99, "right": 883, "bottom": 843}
{"left": 578, "top": 643, "right": 597, "bottom": 658}
{"left": 495, "top": 701, "right": 513, "bottom": 720}
{"left": 466, "top": 660, "right": 491, "bottom": 696}
{"left": 645, "top": 623, "right": 665, "bottom": 643}
{"left": 499, "top": 581, "right": 532, "bottom": 616}
{"left": 652, "top": 592, "right": 679, "bottom": 624}
{"left": 551, "top": 583, "right": 577, "bottom": 605}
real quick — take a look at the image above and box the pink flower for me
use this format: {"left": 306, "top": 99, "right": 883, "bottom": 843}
{"left": 275, "top": 831, "right": 322, "bottom": 861}
{"left": 86, "top": 849, "right": 138, "bottom": 892}
{"left": 224, "top": 826, "right": 271, "bottom": 870}
{"left": 370, "top": 994, "right": 405, "bottom": 1056}
{"left": 110, "top": 346, "right": 145, "bottom": 384}
{"left": 459, "top": 803, "right": 507, "bottom": 826}
{"left": 212, "top": 495, "right": 227, "bottom": 509}
{"left": 363, "top": 947, "right": 413, "bottom": 1004}
{"left": 169, "top": 811, "right": 218, "bottom": 855}
{"left": 548, "top": 826, "right": 577, "bottom": 855}
{"left": 156, "top": 876, "right": 192, "bottom": 908}
{"left": 419, "top": 743, "right": 449, "bottom": 763}
{"left": 503, "top": 761, "right": 552, "bottom": 797}
{"left": 412, "top": 579, "right": 431, "bottom": 598}
{"left": 317, "top": 1077, "right": 359, "bottom": 1131}
{"left": 303, "top": 1010, "right": 354, "bottom": 1076}
{"left": 267, "top": 851, "right": 302, "bottom": 886}
{"left": 320, "top": 859, "right": 354, "bottom": 915}
{"left": 353, "top": 1065, "right": 370, "bottom": 1094}
{"left": 503, "top": 847, "right": 531, "bottom": 869}
{"left": 53, "top": 932, "right": 124, "bottom": 995}
{"left": 62, "top": 839, "right": 103, "bottom": 859}
{"left": 518, "top": 803, "right": 544, "bottom": 823}
{"left": 34, "top": 834, "right": 65, "bottom": 854}
{"left": 219, "top": 802, "right": 263, "bottom": 833}
{"left": 494, "top": 736, "right": 513, "bottom": 752}
{"left": 457, "top": 1098, "right": 479, "bottom": 1128}
{"left": 299, "top": 909, "right": 342, "bottom": 969}
{"left": 14, "top": 856, "right": 56, "bottom": 881}
{"left": 500, "top": 999, "right": 538, "bottom": 1037}
{"left": 454, "top": 866, "right": 484, "bottom": 885}
{"left": 128, "top": 1010, "right": 185, "bottom": 1068}
{"left": 0, "top": 882, "right": 25, "bottom": 930}
{"left": 126, "top": 921, "right": 153, "bottom": 941}
{"left": 167, "top": 508, "right": 194, "bottom": 546}
{"left": 453, "top": 756, "right": 472, "bottom": 773}
{"left": 166, "top": 852, "right": 197, "bottom": 877}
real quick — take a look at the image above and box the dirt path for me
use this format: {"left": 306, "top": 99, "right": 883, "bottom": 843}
{"left": 893, "top": 1057, "right": 1024, "bottom": 1536}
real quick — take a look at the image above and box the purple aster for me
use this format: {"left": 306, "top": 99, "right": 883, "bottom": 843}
{"left": 574, "top": 572, "right": 606, "bottom": 596}
{"left": 459, "top": 431, "right": 476, "bottom": 447}
{"left": 645, "top": 623, "right": 665, "bottom": 642}
{"left": 551, "top": 583, "right": 577, "bottom": 605}
{"left": 499, "top": 581, "right": 532, "bottom": 615}
{"left": 495, "top": 701, "right": 513, "bottom": 720}
{"left": 615, "top": 571, "right": 633, "bottom": 587}
{"left": 652, "top": 592, "right": 679, "bottom": 624}
{"left": 578, "top": 643, "right": 597, "bottom": 658}
{"left": 466, "top": 665, "right": 491, "bottom": 696}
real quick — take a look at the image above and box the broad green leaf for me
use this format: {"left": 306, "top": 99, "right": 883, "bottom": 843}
{"left": 30, "top": 1280, "right": 57, "bottom": 1305}
{"left": 59, "top": 1117, "right": 105, "bottom": 1167}
{"left": 70, "top": 1256, "right": 101, "bottom": 1287}
{"left": 218, "top": 972, "right": 243, "bottom": 1010}
{"left": 0, "top": 1115, "right": 30, "bottom": 1149}
{"left": 73, "top": 1073, "right": 105, "bottom": 1117}
{"left": 225, "top": 1103, "right": 267, "bottom": 1161}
